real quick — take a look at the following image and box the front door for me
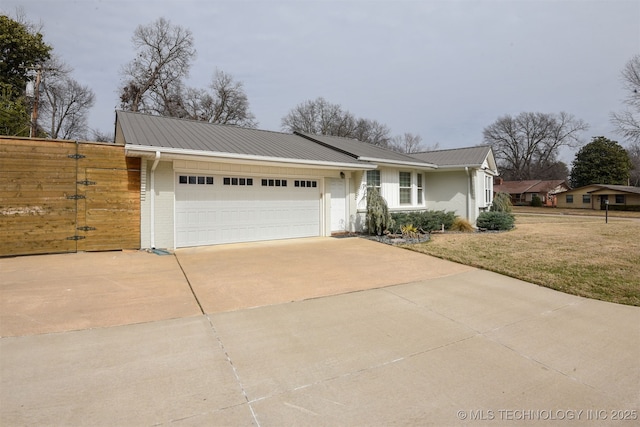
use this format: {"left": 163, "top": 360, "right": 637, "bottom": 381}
{"left": 600, "top": 195, "right": 609, "bottom": 210}
{"left": 330, "top": 178, "right": 347, "bottom": 232}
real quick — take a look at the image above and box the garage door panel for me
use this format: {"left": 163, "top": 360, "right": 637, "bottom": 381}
{"left": 175, "top": 174, "right": 320, "bottom": 247}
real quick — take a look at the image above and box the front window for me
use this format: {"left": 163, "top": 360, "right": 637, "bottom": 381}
{"left": 582, "top": 195, "right": 591, "bottom": 204}
{"left": 417, "top": 173, "right": 423, "bottom": 204}
{"left": 615, "top": 195, "right": 625, "bottom": 204}
{"left": 485, "top": 175, "right": 493, "bottom": 206}
{"left": 366, "top": 170, "right": 380, "bottom": 189}
{"left": 566, "top": 195, "right": 573, "bottom": 203}
{"left": 399, "top": 172, "right": 411, "bottom": 204}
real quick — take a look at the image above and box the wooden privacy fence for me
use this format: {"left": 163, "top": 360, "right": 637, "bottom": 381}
{"left": 0, "top": 137, "right": 141, "bottom": 256}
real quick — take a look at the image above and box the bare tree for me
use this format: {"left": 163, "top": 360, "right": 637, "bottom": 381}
{"left": 627, "top": 141, "right": 640, "bottom": 186}
{"left": 532, "top": 160, "right": 569, "bottom": 181}
{"left": 41, "top": 78, "right": 94, "bottom": 139}
{"left": 119, "top": 17, "right": 195, "bottom": 114}
{"left": 611, "top": 54, "right": 640, "bottom": 144}
{"left": 352, "top": 119, "right": 392, "bottom": 148}
{"left": 208, "top": 70, "right": 256, "bottom": 126}
{"left": 91, "top": 129, "right": 114, "bottom": 143}
{"left": 483, "top": 112, "right": 588, "bottom": 181}
{"left": 281, "top": 97, "right": 357, "bottom": 137}
{"left": 39, "top": 55, "right": 95, "bottom": 139}
{"left": 282, "top": 97, "right": 429, "bottom": 152}
{"left": 390, "top": 132, "right": 428, "bottom": 153}
{"left": 282, "top": 97, "right": 400, "bottom": 147}
{"left": 180, "top": 70, "right": 257, "bottom": 127}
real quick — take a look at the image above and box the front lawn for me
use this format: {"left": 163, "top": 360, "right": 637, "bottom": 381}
{"left": 403, "top": 214, "right": 640, "bottom": 306}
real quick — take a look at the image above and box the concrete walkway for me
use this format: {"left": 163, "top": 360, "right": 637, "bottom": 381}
{"left": 1, "top": 238, "right": 638, "bottom": 426}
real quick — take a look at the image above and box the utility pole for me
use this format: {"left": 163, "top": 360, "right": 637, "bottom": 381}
{"left": 29, "top": 65, "right": 42, "bottom": 138}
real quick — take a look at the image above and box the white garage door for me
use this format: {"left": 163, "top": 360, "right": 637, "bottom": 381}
{"left": 175, "top": 174, "right": 321, "bottom": 247}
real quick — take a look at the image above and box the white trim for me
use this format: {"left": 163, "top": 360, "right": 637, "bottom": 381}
{"left": 150, "top": 151, "right": 161, "bottom": 249}
{"left": 358, "top": 157, "right": 438, "bottom": 169}
{"left": 465, "top": 167, "right": 471, "bottom": 221}
{"left": 126, "top": 145, "right": 374, "bottom": 171}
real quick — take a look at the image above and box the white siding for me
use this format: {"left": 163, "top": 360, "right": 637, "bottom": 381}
{"left": 424, "top": 171, "right": 469, "bottom": 219}
{"left": 356, "top": 167, "right": 427, "bottom": 210}
{"left": 140, "top": 160, "right": 150, "bottom": 248}
{"left": 140, "top": 158, "right": 354, "bottom": 249}
{"left": 353, "top": 167, "right": 494, "bottom": 227}
{"left": 140, "top": 160, "right": 175, "bottom": 249}
{"left": 153, "top": 162, "right": 176, "bottom": 249}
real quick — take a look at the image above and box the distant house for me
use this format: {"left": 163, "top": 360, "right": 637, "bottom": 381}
{"left": 493, "top": 179, "right": 570, "bottom": 207}
{"left": 556, "top": 184, "right": 640, "bottom": 210}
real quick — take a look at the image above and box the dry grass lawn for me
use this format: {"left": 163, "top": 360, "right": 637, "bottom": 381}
{"left": 404, "top": 214, "right": 640, "bottom": 306}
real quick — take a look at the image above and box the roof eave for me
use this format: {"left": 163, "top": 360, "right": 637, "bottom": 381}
{"left": 427, "top": 164, "right": 499, "bottom": 175}
{"left": 588, "top": 187, "right": 640, "bottom": 195}
{"left": 125, "top": 145, "right": 376, "bottom": 171}
{"left": 358, "top": 157, "right": 437, "bottom": 169}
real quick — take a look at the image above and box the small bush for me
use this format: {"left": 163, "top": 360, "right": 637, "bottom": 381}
{"left": 530, "top": 195, "right": 543, "bottom": 207}
{"left": 400, "top": 224, "right": 419, "bottom": 238}
{"left": 391, "top": 210, "right": 456, "bottom": 233}
{"left": 476, "top": 211, "right": 515, "bottom": 231}
{"left": 491, "top": 192, "right": 513, "bottom": 213}
{"left": 450, "top": 217, "right": 475, "bottom": 232}
{"left": 607, "top": 205, "right": 640, "bottom": 212}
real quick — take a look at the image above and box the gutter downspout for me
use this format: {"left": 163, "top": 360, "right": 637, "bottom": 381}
{"left": 150, "top": 151, "right": 161, "bottom": 249}
{"left": 465, "top": 167, "right": 471, "bottom": 222}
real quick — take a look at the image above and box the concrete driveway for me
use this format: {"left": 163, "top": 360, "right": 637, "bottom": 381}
{"left": 1, "top": 237, "right": 638, "bottom": 426}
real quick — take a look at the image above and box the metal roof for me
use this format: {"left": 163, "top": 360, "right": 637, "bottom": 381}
{"left": 586, "top": 184, "right": 640, "bottom": 195}
{"left": 410, "top": 145, "right": 493, "bottom": 167}
{"left": 116, "top": 111, "right": 369, "bottom": 167}
{"left": 294, "top": 132, "right": 437, "bottom": 168}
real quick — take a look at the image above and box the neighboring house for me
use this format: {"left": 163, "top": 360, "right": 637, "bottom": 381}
{"left": 493, "top": 179, "right": 570, "bottom": 207}
{"left": 117, "top": 111, "right": 498, "bottom": 249}
{"left": 556, "top": 184, "right": 640, "bottom": 210}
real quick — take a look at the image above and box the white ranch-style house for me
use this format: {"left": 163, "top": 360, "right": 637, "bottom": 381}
{"left": 117, "top": 111, "right": 498, "bottom": 249}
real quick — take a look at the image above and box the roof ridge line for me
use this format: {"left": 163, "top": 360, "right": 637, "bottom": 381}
{"left": 294, "top": 132, "right": 360, "bottom": 159}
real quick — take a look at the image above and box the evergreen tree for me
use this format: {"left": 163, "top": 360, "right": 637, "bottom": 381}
{"left": 365, "top": 187, "right": 394, "bottom": 235}
{"left": 570, "top": 137, "right": 632, "bottom": 188}
{"left": 0, "top": 15, "right": 52, "bottom": 136}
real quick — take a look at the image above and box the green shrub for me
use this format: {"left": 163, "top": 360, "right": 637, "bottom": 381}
{"left": 365, "top": 187, "right": 394, "bottom": 235}
{"left": 607, "top": 205, "right": 640, "bottom": 212}
{"left": 530, "top": 195, "right": 543, "bottom": 207}
{"left": 391, "top": 210, "right": 456, "bottom": 233}
{"left": 450, "top": 217, "right": 475, "bottom": 232}
{"left": 490, "top": 192, "right": 513, "bottom": 213}
{"left": 476, "top": 211, "right": 515, "bottom": 231}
